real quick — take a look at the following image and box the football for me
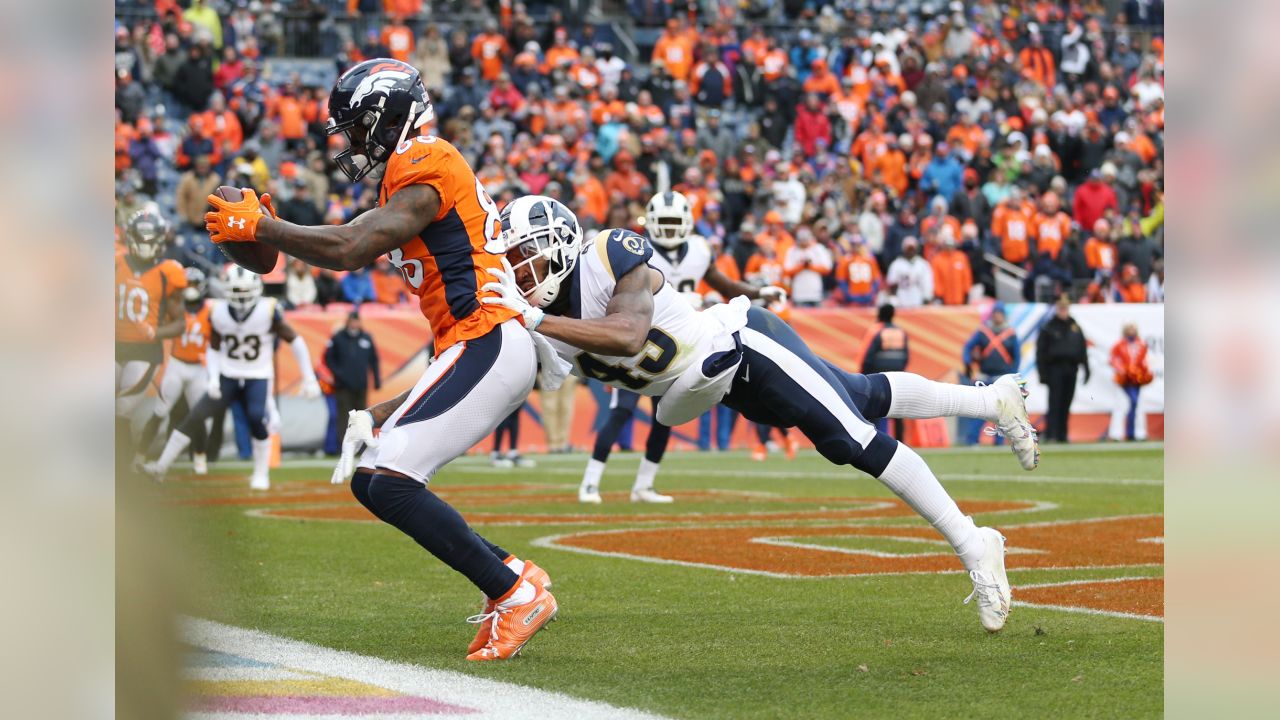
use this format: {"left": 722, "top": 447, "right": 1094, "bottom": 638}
{"left": 210, "top": 186, "right": 279, "bottom": 275}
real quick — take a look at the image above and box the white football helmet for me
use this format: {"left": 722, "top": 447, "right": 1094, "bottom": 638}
{"left": 493, "top": 195, "right": 583, "bottom": 308}
{"left": 183, "top": 267, "right": 208, "bottom": 303}
{"left": 222, "top": 265, "right": 263, "bottom": 313}
{"left": 645, "top": 191, "right": 694, "bottom": 249}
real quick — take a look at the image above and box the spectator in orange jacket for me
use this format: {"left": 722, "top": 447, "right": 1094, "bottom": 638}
{"left": 381, "top": 15, "right": 415, "bottom": 62}
{"left": 471, "top": 19, "right": 510, "bottom": 81}
{"left": 1018, "top": 31, "right": 1056, "bottom": 88}
{"left": 803, "top": 58, "right": 841, "bottom": 99}
{"left": 1084, "top": 218, "right": 1118, "bottom": 275}
{"left": 1109, "top": 322, "right": 1153, "bottom": 441}
{"left": 1112, "top": 263, "right": 1147, "bottom": 303}
{"left": 1032, "top": 191, "right": 1072, "bottom": 260}
{"left": 836, "top": 237, "right": 882, "bottom": 306}
{"left": 992, "top": 187, "right": 1034, "bottom": 265}
{"left": 652, "top": 18, "right": 695, "bottom": 81}
{"left": 873, "top": 134, "right": 910, "bottom": 198}
{"left": 930, "top": 226, "right": 973, "bottom": 305}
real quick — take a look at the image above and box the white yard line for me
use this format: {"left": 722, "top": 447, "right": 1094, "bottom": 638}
{"left": 183, "top": 618, "right": 673, "bottom": 720}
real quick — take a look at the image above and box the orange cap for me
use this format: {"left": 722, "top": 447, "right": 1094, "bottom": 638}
{"left": 764, "top": 210, "right": 783, "bottom": 224}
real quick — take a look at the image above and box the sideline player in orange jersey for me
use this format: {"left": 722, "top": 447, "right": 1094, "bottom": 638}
{"left": 116, "top": 207, "right": 187, "bottom": 461}
{"left": 135, "top": 267, "right": 213, "bottom": 474}
{"left": 203, "top": 59, "right": 555, "bottom": 662}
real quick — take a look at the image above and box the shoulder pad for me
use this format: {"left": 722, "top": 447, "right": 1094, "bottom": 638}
{"left": 594, "top": 228, "right": 653, "bottom": 280}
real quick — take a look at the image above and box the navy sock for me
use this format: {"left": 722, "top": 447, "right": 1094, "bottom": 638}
{"left": 366, "top": 474, "right": 520, "bottom": 600}
{"left": 592, "top": 407, "right": 633, "bottom": 463}
{"left": 645, "top": 421, "right": 671, "bottom": 464}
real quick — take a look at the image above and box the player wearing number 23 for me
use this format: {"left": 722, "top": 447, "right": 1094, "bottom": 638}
{"left": 203, "top": 58, "right": 556, "bottom": 662}
{"left": 145, "top": 266, "right": 320, "bottom": 490}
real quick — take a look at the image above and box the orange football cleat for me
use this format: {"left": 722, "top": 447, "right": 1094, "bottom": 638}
{"left": 466, "top": 561, "right": 552, "bottom": 655}
{"left": 751, "top": 445, "right": 767, "bottom": 462}
{"left": 784, "top": 433, "right": 799, "bottom": 460}
{"left": 466, "top": 582, "right": 558, "bottom": 661}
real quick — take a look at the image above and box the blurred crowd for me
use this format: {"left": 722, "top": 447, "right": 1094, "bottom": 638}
{"left": 115, "top": 0, "right": 1163, "bottom": 308}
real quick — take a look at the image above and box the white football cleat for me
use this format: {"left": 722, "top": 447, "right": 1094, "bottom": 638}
{"left": 141, "top": 461, "right": 166, "bottom": 483}
{"left": 192, "top": 453, "right": 208, "bottom": 476}
{"left": 249, "top": 474, "right": 270, "bottom": 491}
{"left": 578, "top": 482, "right": 602, "bottom": 504}
{"left": 992, "top": 374, "right": 1039, "bottom": 470}
{"left": 509, "top": 453, "right": 536, "bottom": 469}
{"left": 490, "top": 453, "right": 514, "bottom": 468}
{"left": 964, "top": 527, "right": 1011, "bottom": 632}
{"left": 630, "top": 487, "right": 674, "bottom": 504}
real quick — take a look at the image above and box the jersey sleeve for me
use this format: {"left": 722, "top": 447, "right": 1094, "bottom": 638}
{"left": 596, "top": 228, "right": 653, "bottom": 280}
{"left": 382, "top": 135, "right": 459, "bottom": 222}
{"left": 162, "top": 261, "right": 188, "bottom": 298}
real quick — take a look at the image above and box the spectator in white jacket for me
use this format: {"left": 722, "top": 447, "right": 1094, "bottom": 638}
{"left": 886, "top": 237, "right": 934, "bottom": 308}
{"left": 285, "top": 258, "right": 317, "bottom": 308}
{"left": 784, "top": 227, "right": 834, "bottom": 307}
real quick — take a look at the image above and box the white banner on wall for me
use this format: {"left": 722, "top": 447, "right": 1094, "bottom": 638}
{"left": 1008, "top": 303, "right": 1164, "bottom": 415}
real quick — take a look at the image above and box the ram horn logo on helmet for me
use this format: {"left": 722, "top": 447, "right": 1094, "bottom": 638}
{"left": 350, "top": 69, "right": 411, "bottom": 107}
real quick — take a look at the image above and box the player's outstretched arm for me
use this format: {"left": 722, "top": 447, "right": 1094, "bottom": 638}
{"left": 274, "top": 314, "right": 320, "bottom": 397}
{"left": 704, "top": 264, "right": 787, "bottom": 304}
{"left": 538, "top": 265, "right": 656, "bottom": 356}
{"left": 155, "top": 295, "right": 186, "bottom": 340}
{"left": 366, "top": 389, "right": 411, "bottom": 427}
{"left": 216, "top": 185, "right": 441, "bottom": 271}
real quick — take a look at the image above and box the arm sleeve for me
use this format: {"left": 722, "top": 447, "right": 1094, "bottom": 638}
{"left": 291, "top": 335, "right": 317, "bottom": 383}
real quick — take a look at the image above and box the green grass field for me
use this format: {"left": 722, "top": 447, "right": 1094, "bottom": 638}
{"left": 170, "top": 444, "right": 1163, "bottom": 719}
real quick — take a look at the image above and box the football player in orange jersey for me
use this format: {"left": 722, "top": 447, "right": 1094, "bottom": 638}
{"left": 136, "top": 267, "right": 213, "bottom": 475}
{"left": 203, "top": 59, "right": 555, "bottom": 661}
{"left": 116, "top": 207, "right": 187, "bottom": 462}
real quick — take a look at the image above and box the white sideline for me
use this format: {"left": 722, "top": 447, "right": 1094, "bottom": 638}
{"left": 183, "top": 617, "right": 673, "bottom": 720}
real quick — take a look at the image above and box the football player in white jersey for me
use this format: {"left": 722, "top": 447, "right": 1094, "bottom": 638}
{"left": 477, "top": 196, "right": 1039, "bottom": 633}
{"left": 578, "top": 191, "right": 789, "bottom": 503}
{"left": 146, "top": 266, "right": 321, "bottom": 488}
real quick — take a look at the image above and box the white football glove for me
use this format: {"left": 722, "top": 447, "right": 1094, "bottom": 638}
{"left": 759, "top": 285, "right": 788, "bottom": 304}
{"left": 481, "top": 258, "right": 545, "bottom": 331}
{"left": 206, "top": 375, "right": 222, "bottom": 401}
{"left": 331, "top": 410, "right": 377, "bottom": 485}
{"left": 300, "top": 377, "right": 322, "bottom": 399}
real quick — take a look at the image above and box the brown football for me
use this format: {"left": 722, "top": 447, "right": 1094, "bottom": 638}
{"left": 211, "top": 186, "right": 280, "bottom": 275}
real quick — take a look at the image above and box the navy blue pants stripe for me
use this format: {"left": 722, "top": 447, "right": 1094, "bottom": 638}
{"left": 396, "top": 330, "right": 503, "bottom": 426}
{"left": 725, "top": 308, "right": 897, "bottom": 476}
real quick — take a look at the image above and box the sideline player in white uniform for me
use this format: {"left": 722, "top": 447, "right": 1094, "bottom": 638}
{"left": 145, "top": 266, "right": 320, "bottom": 488}
{"left": 479, "top": 196, "right": 1039, "bottom": 633}
{"left": 580, "top": 191, "right": 789, "bottom": 504}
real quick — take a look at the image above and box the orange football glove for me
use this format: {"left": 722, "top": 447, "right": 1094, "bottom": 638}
{"left": 260, "top": 192, "right": 279, "bottom": 219}
{"left": 205, "top": 188, "right": 267, "bottom": 243}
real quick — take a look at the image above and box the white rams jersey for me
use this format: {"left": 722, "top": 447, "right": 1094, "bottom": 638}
{"left": 546, "top": 229, "right": 719, "bottom": 396}
{"left": 649, "top": 234, "right": 712, "bottom": 301}
{"left": 210, "top": 297, "right": 279, "bottom": 379}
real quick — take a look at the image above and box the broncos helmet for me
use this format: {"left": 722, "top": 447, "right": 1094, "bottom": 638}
{"left": 222, "top": 265, "right": 263, "bottom": 314}
{"left": 125, "top": 206, "right": 169, "bottom": 265}
{"left": 495, "top": 196, "right": 583, "bottom": 308}
{"left": 183, "top": 267, "right": 208, "bottom": 303}
{"left": 326, "top": 58, "right": 434, "bottom": 182}
{"left": 645, "top": 191, "right": 694, "bottom": 249}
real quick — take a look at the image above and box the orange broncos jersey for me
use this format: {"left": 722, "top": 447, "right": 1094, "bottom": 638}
{"left": 378, "top": 134, "right": 518, "bottom": 354}
{"left": 115, "top": 254, "right": 187, "bottom": 344}
{"left": 171, "top": 303, "right": 212, "bottom": 364}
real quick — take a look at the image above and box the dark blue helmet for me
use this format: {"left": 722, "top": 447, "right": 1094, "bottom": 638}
{"left": 326, "top": 58, "right": 434, "bottom": 182}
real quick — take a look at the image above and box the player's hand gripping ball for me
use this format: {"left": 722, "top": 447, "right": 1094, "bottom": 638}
{"left": 205, "top": 186, "right": 280, "bottom": 274}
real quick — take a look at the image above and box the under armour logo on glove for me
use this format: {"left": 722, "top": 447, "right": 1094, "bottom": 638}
{"left": 205, "top": 188, "right": 269, "bottom": 244}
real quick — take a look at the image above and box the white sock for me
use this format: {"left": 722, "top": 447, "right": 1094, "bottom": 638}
{"left": 154, "top": 430, "right": 191, "bottom": 472}
{"left": 884, "top": 372, "right": 997, "bottom": 422}
{"left": 497, "top": 580, "right": 536, "bottom": 609}
{"left": 505, "top": 557, "right": 525, "bottom": 576}
{"left": 581, "top": 458, "right": 605, "bottom": 490}
{"left": 876, "top": 441, "right": 985, "bottom": 571}
{"left": 633, "top": 458, "right": 660, "bottom": 492}
{"left": 251, "top": 437, "right": 271, "bottom": 479}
